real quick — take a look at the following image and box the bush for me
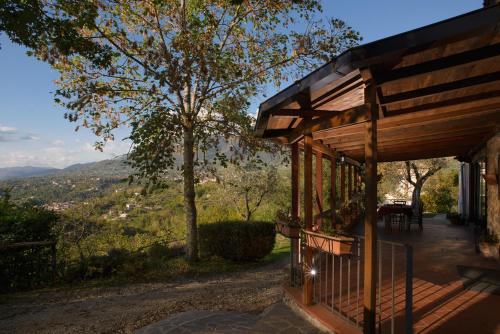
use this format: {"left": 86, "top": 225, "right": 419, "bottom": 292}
{"left": 199, "top": 221, "right": 275, "bottom": 261}
{"left": 0, "top": 197, "right": 58, "bottom": 291}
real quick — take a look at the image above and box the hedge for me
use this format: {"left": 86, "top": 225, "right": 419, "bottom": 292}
{"left": 198, "top": 221, "right": 275, "bottom": 261}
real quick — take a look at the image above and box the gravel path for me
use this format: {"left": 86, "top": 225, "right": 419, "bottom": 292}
{"left": 0, "top": 258, "right": 298, "bottom": 334}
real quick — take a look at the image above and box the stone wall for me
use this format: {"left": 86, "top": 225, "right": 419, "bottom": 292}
{"left": 486, "top": 132, "right": 500, "bottom": 239}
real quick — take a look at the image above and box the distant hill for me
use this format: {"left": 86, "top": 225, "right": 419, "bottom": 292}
{"left": 0, "top": 166, "right": 59, "bottom": 180}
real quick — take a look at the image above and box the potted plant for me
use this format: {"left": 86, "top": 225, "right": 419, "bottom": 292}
{"left": 478, "top": 231, "right": 499, "bottom": 260}
{"left": 275, "top": 210, "right": 302, "bottom": 238}
{"left": 304, "top": 221, "right": 354, "bottom": 255}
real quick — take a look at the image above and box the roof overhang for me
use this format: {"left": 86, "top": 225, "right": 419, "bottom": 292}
{"left": 254, "top": 4, "right": 500, "bottom": 162}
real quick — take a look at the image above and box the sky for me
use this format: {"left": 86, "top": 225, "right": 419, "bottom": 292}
{"left": 0, "top": 0, "right": 480, "bottom": 168}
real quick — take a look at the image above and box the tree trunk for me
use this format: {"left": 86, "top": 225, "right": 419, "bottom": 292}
{"left": 183, "top": 126, "right": 198, "bottom": 261}
{"left": 411, "top": 181, "right": 423, "bottom": 216}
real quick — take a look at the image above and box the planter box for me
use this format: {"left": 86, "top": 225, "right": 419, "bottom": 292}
{"left": 479, "top": 242, "right": 499, "bottom": 260}
{"left": 304, "top": 231, "right": 353, "bottom": 255}
{"left": 275, "top": 220, "right": 301, "bottom": 238}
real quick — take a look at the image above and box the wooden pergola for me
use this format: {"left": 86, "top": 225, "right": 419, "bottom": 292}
{"left": 254, "top": 5, "right": 500, "bottom": 334}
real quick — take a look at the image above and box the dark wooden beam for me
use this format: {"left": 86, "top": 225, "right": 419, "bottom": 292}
{"left": 363, "top": 85, "right": 378, "bottom": 334}
{"left": 303, "top": 135, "right": 314, "bottom": 306}
{"left": 297, "top": 139, "right": 362, "bottom": 167}
{"left": 311, "top": 69, "right": 362, "bottom": 107}
{"left": 380, "top": 71, "right": 500, "bottom": 105}
{"left": 361, "top": 68, "right": 386, "bottom": 119}
{"left": 386, "top": 89, "right": 500, "bottom": 115}
{"left": 375, "top": 43, "right": 500, "bottom": 84}
{"left": 288, "top": 104, "right": 371, "bottom": 144}
{"left": 272, "top": 109, "right": 338, "bottom": 117}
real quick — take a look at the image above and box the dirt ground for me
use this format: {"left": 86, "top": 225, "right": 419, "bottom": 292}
{"left": 0, "top": 259, "right": 288, "bottom": 334}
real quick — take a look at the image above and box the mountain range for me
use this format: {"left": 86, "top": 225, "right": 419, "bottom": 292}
{"left": 0, "top": 157, "right": 132, "bottom": 181}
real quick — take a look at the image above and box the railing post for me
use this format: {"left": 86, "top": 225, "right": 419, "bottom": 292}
{"left": 405, "top": 245, "right": 414, "bottom": 334}
{"left": 303, "top": 135, "right": 314, "bottom": 305}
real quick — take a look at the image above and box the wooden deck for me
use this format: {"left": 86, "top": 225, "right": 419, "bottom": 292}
{"left": 286, "top": 216, "right": 500, "bottom": 334}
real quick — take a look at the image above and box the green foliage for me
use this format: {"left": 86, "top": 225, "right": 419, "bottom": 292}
{"left": 0, "top": 195, "right": 58, "bottom": 291}
{"left": 220, "top": 162, "right": 278, "bottom": 220}
{"left": 421, "top": 168, "right": 458, "bottom": 214}
{"left": 199, "top": 221, "right": 276, "bottom": 261}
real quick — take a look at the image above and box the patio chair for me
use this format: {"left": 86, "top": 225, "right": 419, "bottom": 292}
{"left": 408, "top": 202, "right": 424, "bottom": 231}
{"left": 390, "top": 212, "right": 405, "bottom": 231}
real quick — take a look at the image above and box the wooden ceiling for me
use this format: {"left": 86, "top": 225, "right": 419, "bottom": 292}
{"left": 255, "top": 5, "right": 500, "bottom": 162}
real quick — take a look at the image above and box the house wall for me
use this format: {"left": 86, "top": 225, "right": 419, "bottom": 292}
{"left": 486, "top": 133, "right": 500, "bottom": 239}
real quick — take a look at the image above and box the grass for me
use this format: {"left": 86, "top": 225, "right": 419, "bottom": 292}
{"left": 3, "top": 234, "right": 292, "bottom": 298}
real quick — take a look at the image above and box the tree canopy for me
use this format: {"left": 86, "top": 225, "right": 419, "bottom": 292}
{"left": 0, "top": 0, "right": 361, "bottom": 260}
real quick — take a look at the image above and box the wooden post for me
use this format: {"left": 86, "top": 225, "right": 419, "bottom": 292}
{"left": 291, "top": 143, "right": 300, "bottom": 218}
{"left": 348, "top": 164, "right": 353, "bottom": 200}
{"left": 303, "top": 135, "right": 314, "bottom": 305}
{"left": 291, "top": 142, "right": 300, "bottom": 269}
{"left": 316, "top": 152, "right": 323, "bottom": 214}
{"left": 330, "top": 157, "right": 337, "bottom": 227}
{"left": 363, "top": 85, "right": 378, "bottom": 334}
{"left": 354, "top": 167, "right": 359, "bottom": 193}
{"left": 340, "top": 163, "right": 346, "bottom": 205}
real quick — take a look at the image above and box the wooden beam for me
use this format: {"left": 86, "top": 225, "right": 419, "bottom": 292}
{"left": 303, "top": 135, "right": 314, "bottom": 306}
{"left": 375, "top": 43, "right": 500, "bottom": 84}
{"left": 363, "top": 85, "right": 378, "bottom": 334}
{"left": 312, "top": 77, "right": 364, "bottom": 110}
{"left": 314, "top": 97, "right": 500, "bottom": 141}
{"left": 272, "top": 109, "right": 338, "bottom": 117}
{"left": 380, "top": 71, "right": 500, "bottom": 105}
{"left": 330, "top": 157, "right": 337, "bottom": 227}
{"left": 360, "top": 68, "right": 386, "bottom": 119}
{"left": 297, "top": 139, "right": 362, "bottom": 167}
{"left": 288, "top": 104, "right": 371, "bottom": 144}
{"left": 316, "top": 152, "right": 323, "bottom": 214}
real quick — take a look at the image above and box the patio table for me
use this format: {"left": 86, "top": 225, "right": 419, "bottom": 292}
{"left": 378, "top": 204, "right": 413, "bottom": 231}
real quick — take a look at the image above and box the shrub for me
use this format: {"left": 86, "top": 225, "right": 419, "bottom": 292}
{"left": 199, "top": 221, "right": 275, "bottom": 261}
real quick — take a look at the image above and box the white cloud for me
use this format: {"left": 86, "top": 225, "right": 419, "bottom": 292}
{"left": 52, "top": 139, "right": 64, "bottom": 145}
{"left": 0, "top": 124, "right": 17, "bottom": 134}
{"left": 20, "top": 135, "right": 40, "bottom": 141}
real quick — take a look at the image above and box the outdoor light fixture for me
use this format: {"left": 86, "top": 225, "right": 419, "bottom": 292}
{"left": 340, "top": 154, "right": 345, "bottom": 164}
{"left": 310, "top": 268, "right": 317, "bottom": 276}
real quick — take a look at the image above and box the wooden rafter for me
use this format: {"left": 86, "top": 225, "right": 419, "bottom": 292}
{"left": 288, "top": 104, "right": 370, "bottom": 144}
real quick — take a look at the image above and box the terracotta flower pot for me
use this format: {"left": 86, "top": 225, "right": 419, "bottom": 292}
{"left": 479, "top": 242, "right": 499, "bottom": 260}
{"left": 275, "top": 220, "right": 300, "bottom": 238}
{"left": 304, "top": 231, "right": 353, "bottom": 255}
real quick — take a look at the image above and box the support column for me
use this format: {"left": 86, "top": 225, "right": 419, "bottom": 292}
{"left": 303, "top": 135, "right": 314, "bottom": 305}
{"left": 348, "top": 164, "right": 353, "bottom": 200}
{"left": 291, "top": 143, "right": 300, "bottom": 270}
{"left": 354, "top": 167, "right": 359, "bottom": 193}
{"left": 291, "top": 143, "right": 300, "bottom": 218}
{"left": 340, "top": 163, "right": 346, "bottom": 205}
{"left": 316, "top": 152, "right": 323, "bottom": 214}
{"left": 330, "top": 157, "right": 337, "bottom": 227}
{"left": 363, "top": 86, "right": 378, "bottom": 334}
